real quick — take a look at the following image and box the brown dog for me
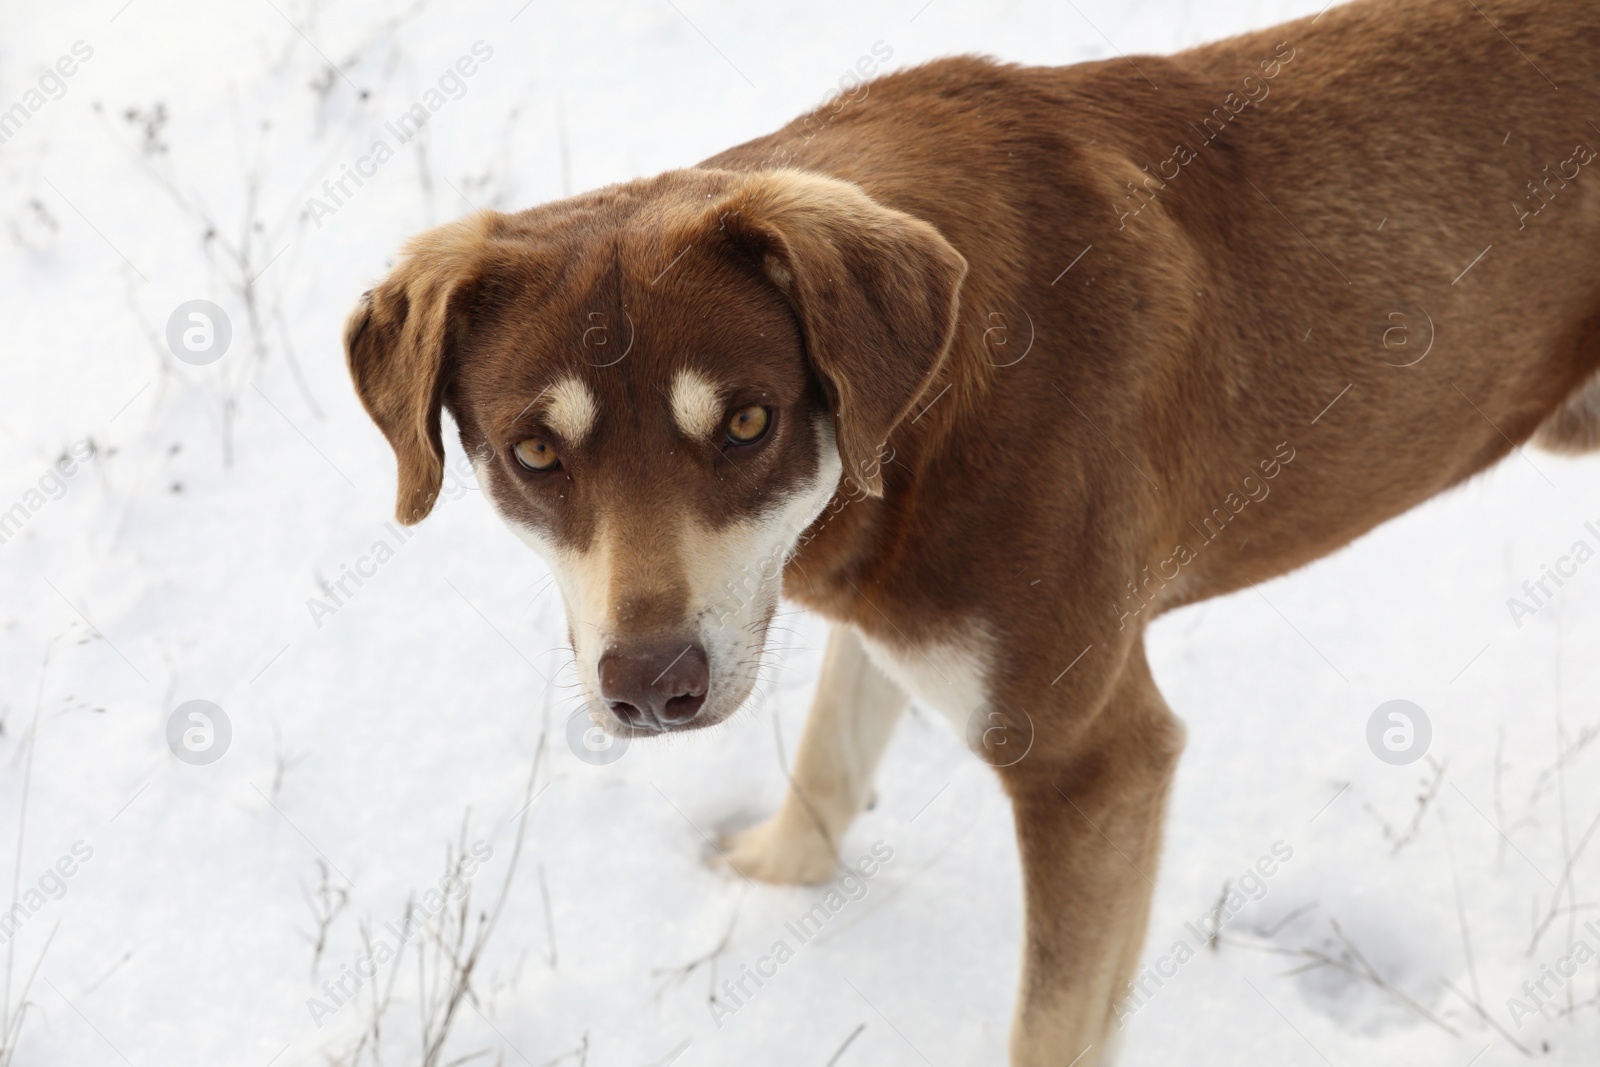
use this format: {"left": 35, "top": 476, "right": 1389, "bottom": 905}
{"left": 344, "top": 0, "right": 1600, "bottom": 1060}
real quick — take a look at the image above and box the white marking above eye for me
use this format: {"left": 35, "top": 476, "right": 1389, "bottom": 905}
{"left": 543, "top": 376, "right": 598, "bottom": 443}
{"left": 670, "top": 368, "right": 723, "bottom": 440}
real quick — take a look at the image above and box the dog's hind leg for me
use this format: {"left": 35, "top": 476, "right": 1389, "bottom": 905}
{"left": 720, "top": 626, "right": 908, "bottom": 884}
{"left": 1533, "top": 368, "right": 1600, "bottom": 453}
{"left": 1000, "top": 645, "right": 1185, "bottom": 1067}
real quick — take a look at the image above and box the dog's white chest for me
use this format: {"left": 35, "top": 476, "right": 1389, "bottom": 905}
{"left": 854, "top": 627, "right": 991, "bottom": 736}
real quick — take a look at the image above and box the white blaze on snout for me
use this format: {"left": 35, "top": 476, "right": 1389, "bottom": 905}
{"left": 678, "top": 419, "right": 844, "bottom": 723}
{"left": 499, "top": 513, "right": 671, "bottom": 707}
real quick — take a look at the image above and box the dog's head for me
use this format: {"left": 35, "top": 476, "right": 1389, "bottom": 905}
{"left": 344, "top": 169, "right": 965, "bottom": 736}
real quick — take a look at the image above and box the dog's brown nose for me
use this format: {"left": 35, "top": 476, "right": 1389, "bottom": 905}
{"left": 598, "top": 639, "right": 709, "bottom": 729}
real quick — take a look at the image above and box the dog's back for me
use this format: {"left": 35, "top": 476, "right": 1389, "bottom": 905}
{"left": 708, "top": 0, "right": 1600, "bottom": 603}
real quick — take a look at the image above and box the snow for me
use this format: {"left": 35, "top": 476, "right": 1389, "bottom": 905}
{"left": 1, "top": 1, "right": 1597, "bottom": 1064}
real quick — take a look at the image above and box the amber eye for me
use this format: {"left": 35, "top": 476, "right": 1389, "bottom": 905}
{"left": 513, "top": 438, "right": 560, "bottom": 472}
{"left": 726, "top": 405, "right": 771, "bottom": 445}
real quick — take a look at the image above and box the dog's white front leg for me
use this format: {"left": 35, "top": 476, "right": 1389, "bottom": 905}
{"left": 723, "top": 625, "right": 908, "bottom": 884}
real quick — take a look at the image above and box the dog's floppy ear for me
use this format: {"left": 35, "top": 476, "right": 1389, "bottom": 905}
{"left": 715, "top": 171, "right": 967, "bottom": 496}
{"left": 345, "top": 215, "right": 490, "bottom": 525}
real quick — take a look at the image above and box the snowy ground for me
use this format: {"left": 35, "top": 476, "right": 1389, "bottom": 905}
{"left": 2, "top": 1, "right": 1598, "bottom": 1064}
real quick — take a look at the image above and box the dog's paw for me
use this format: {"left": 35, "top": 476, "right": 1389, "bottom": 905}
{"left": 716, "top": 815, "right": 837, "bottom": 885}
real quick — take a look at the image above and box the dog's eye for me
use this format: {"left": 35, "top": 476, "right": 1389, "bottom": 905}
{"left": 725, "top": 405, "right": 771, "bottom": 445}
{"left": 513, "top": 438, "right": 561, "bottom": 472}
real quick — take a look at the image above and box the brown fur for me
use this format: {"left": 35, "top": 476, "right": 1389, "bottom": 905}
{"left": 345, "top": 0, "right": 1600, "bottom": 1060}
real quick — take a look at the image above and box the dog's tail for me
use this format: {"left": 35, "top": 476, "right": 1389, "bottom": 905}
{"left": 1533, "top": 368, "right": 1600, "bottom": 453}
